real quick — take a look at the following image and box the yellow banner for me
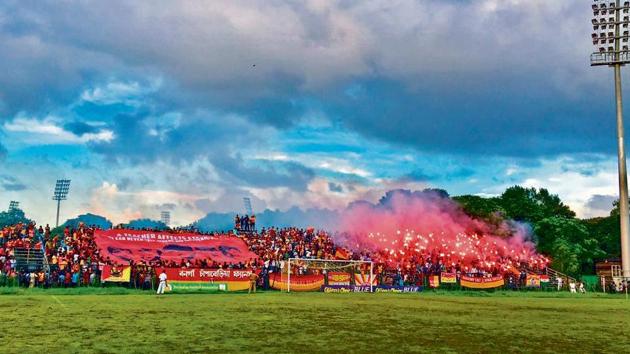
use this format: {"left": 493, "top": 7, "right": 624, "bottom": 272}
{"left": 460, "top": 276, "right": 504, "bottom": 289}
{"left": 101, "top": 265, "right": 131, "bottom": 283}
{"left": 440, "top": 273, "right": 457, "bottom": 284}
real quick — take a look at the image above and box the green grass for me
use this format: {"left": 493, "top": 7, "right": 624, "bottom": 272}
{"left": 0, "top": 291, "right": 629, "bottom": 353}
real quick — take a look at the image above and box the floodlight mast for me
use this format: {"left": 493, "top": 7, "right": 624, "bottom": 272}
{"left": 8, "top": 201, "right": 19, "bottom": 212}
{"left": 161, "top": 211, "right": 171, "bottom": 226}
{"left": 52, "top": 179, "right": 71, "bottom": 228}
{"left": 591, "top": 0, "right": 630, "bottom": 278}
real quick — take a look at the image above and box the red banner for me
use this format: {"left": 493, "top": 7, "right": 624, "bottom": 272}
{"left": 94, "top": 229, "right": 258, "bottom": 265}
{"left": 269, "top": 273, "right": 324, "bottom": 291}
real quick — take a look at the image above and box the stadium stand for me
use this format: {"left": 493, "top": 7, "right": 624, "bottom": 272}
{"left": 0, "top": 220, "right": 595, "bottom": 292}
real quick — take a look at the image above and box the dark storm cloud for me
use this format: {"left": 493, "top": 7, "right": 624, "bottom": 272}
{"left": 328, "top": 182, "right": 343, "bottom": 193}
{"left": 154, "top": 203, "right": 176, "bottom": 211}
{"left": 323, "top": 79, "right": 618, "bottom": 158}
{"left": 400, "top": 170, "right": 434, "bottom": 182}
{"left": 586, "top": 194, "right": 616, "bottom": 214}
{"left": 0, "top": 175, "right": 27, "bottom": 191}
{"left": 91, "top": 112, "right": 315, "bottom": 190}
{"left": 212, "top": 154, "right": 316, "bottom": 191}
{"left": 0, "top": 143, "right": 7, "bottom": 161}
{"left": 0, "top": 0, "right": 610, "bottom": 159}
{"left": 63, "top": 121, "right": 99, "bottom": 135}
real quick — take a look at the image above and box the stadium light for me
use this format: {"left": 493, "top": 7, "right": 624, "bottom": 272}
{"left": 243, "top": 197, "right": 253, "bottom": 215}
{"left": 52, "top": 179, "right": 71, "bottom": 227}
{"left": 591, "top": 0, "right": 630, "bottom": 279}
{"left": 8, "top": 200, "right": 19, "bottom": 212}
{"left": 160, "top": 211, "right": 171, "bottom": 226}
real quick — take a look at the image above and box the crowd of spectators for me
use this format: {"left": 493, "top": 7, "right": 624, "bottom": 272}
{"left": 235, "top": 214, "right": 256, "bottom": 232}
{"left": 0, "top": 222, "right": 102, "bottom": 287}
{"left": 1, "top": 219, "right": 553, "bottom": 290}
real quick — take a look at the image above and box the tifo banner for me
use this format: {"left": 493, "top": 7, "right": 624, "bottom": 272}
{"left": 94, "top": 229, "right": 258, "bottom": 264}
{"left": 269, "top": 273, "right": 324, "bottom": 291}
{"left": 440, "top": 272, "right": 457, "bottom": 284}
{"left": 526, "top": 274, "right": 541, "bottom": 288}
{"left": 354, "top": 273, "right": 377, "bottom": 286}
{"left": 460, "top": 276, "right": 505, "bottom": 289}
{"left": 101, "top": 265, "right": 131, "bottom": 282}
{"left": 429, "top": 275, "right": 440, "bottom": 288}
{"left": 327, "top": 272, "right": 351, "bottom": 286}
{"left": 163, "top": 268, "right": 258, "bottom": 292}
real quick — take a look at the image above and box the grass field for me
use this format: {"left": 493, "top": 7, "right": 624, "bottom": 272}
{"left": 1, "top": 290, "right": 629, "bottom": 353}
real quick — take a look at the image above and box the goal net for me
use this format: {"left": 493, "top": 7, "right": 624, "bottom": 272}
{"left": 281, "top": 258, "right": 375, "bottom": 292}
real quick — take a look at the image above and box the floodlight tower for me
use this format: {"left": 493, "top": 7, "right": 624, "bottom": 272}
{"left": 591, "top": 0, "right": 630, "bottom": 278}
{"left": 161, "top": 211, "right": 171, "bottom": 226}
{"left": 243, "top": 197, "right": 253, "bottom": 215}
{"left": 8, "top": 201, "right": 19, "bottom": 212}
{"left": 52, "top": 179, "right": 71, "bottom": 227}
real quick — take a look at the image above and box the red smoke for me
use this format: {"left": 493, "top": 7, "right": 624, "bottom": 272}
{"left": 335, "top": 191, "right": 548, "bottom": 273}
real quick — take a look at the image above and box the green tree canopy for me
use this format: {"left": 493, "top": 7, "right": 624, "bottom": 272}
{"left": 453, "top": 195, "right": 505, "bottom": 219}
{"left": 0, "top": 208, "right": 31, "bottom": 228}
{"left": 534, "top": 217, "right": 605, "bottom": 276}
{"left": 499, "top": 186, "right": 575, "bottom": 223}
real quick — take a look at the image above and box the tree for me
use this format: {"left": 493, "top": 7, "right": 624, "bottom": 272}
{"left": 0, "top": 208, "right": 31, "bottom": 228}
{"left": 549, "top": 238, "right": 581, "bottom": 276}
{"left": 499, "top": 186, "right": 575, "bottom": 223}
{"left": 534, "top": 217, "right": 605, "bottom": 275}
{"left": 64, "top": 213, "right": 113, "bottom": 229}
{"left": 453, "top": 195, "right": 505, "bottom": 219}
{"left": 583, "top": 216, "right": 621, "bottom": 258}
{"left": 126, "top": 219, "right": 168, "bottom": 230}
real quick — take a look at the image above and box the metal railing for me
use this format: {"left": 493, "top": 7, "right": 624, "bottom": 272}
{"left": 545, "top": 267, "right": 577, "bottom": 284}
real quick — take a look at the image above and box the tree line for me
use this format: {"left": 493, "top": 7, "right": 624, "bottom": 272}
{"left": 455, "top": 186, "right": 618, "bottom": 277}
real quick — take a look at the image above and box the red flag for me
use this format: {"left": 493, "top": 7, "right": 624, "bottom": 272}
{"left": 335, "top": 248, "right": 350, "bottom": 260}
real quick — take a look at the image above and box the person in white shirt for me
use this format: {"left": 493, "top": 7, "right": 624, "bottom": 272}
{"left": 579, "top": 282, "right": 586, "bottom": 294}
{"left": 156, "top": 270, "right": 168, "bottom": 295}
{"left": 557, "top": 277, "right": 563, "bottom": 291}
{"left": 569, "top": 281, "right": 577, "bottom": 293}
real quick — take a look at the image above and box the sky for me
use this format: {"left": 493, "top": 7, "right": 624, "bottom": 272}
{"left": 0, "top": 0, "right": 626, "bottom": 226}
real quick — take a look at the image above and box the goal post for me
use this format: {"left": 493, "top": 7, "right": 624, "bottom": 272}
{"left": 286, "top": 258, "right": 374, "bottom": 293}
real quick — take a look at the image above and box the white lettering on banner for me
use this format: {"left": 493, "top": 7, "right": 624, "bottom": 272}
{"left": 232, "top": 271, "right": 252, "bottom": 279}
{"left": 199, "top": 269, "right": 230, "bottom": 278}
{"left": 109, "top": 233, "right": 219, "bottom": 243}
{"left": 178, "top": 269, "right": 196, "bottom": 277}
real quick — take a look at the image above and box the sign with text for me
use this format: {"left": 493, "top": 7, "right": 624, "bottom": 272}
{"left": 163, "top": 268, "right": 258, "bottom": 292}
{"left": 460, "top": 276, "right": 505, "bottom": 289}
{"left": 94, "top": 229, "right": 258, "bottom": 264}
{"left": 321, "top": 285, "right": 373, "bottom": 293}
{"left": 375, "top": 286, "right": 423, "bottom": 293}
